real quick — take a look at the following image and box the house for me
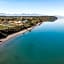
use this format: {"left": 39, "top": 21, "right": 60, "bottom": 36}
{"left": 22, "top": 20, "right": 28, "bottom": 23}
{"left": 14, "top": 21, "right": 23, "bottom": 26}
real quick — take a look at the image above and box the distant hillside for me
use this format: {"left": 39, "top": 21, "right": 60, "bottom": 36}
{"left": 0, "top": 13, "right": 44, "bottom": 16}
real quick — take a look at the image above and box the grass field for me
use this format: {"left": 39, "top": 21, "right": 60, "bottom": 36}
{"left": 0, "top": 25, "right": 8, "bottom": 30}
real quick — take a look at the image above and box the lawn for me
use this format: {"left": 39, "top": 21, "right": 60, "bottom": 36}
{"left": 0, "top": 24, "right": 8, "bottom": 30}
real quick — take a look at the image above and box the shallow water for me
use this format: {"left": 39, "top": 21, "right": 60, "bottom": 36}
{"left": 0, "top": 18, "right": 64, "bottom": 64}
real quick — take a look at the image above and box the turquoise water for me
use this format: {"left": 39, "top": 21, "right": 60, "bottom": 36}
{"left": 0, "top": 18, "right": 64, "bottom": 64}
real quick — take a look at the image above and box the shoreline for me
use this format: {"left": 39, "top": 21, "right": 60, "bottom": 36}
{"left": 0, "top": 23, "right": 40, "bottom": 45}
{"left": 0, "top": 26, "right": 34, "bottom": 45}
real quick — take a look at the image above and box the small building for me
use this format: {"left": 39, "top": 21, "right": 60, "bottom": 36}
{"left": 14, "top": 21, "right": 23, "bottom": 26}
{"left": 22, "top": 20, "right": 28, "bottom": 23}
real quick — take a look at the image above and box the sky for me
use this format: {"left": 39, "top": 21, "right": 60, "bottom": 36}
{"left": 0, "top": 0, "right": 64, "bottom": 16}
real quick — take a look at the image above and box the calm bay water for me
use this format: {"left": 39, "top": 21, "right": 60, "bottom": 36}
{"left": 0, "top": 18, "right": 64, "bottom": 64}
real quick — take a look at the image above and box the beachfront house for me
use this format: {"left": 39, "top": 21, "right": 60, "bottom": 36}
{"left": 14, "top": 21, "right": 23, "bottom": 26}
{"left": 22, "top": 20, "right": 28, "bottom": 23}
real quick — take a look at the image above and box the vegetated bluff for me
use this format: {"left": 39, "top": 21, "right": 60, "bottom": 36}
{"left": 0, "top": 16, "right": 57, "bottom": 39}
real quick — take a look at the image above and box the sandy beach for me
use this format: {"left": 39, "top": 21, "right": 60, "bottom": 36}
{"left": 0, "top": 27, "right": 34, "bottom": 44}
{"left": 0, "top": 22, "right": 41, "bottom": 45}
